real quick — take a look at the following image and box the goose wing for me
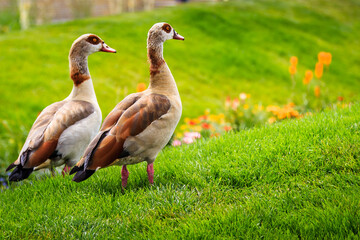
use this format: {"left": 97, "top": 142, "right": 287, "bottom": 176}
{"left": 7, "top": 100, "right": 95, "bottom": 171}
{"left": 75, "top": 93, "right": 170, "bottom": 172}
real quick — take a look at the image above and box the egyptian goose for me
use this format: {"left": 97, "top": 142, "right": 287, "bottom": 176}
{"left": 6, "top": 34, "right": 116, "bottom": 181}
{"left": 71, "top": 23, "right": 184, "bottom": 187}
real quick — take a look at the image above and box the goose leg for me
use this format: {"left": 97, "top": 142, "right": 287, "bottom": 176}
{"left": 62, "top": 165, "right": 71, "bottom": 177}
{"left": 50, "top": 166, "right": 56, "bottom": 177}
{"left": 121, "top": 165, "right": 129, "bottom": 188}
{"left": 147, "top": 163, "right": 154, "bottom": 185}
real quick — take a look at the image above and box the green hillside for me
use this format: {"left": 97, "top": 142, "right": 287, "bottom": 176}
{"left": 1, "top": 0, "right": 360, "bottom": 170}
{"left": 1, "top": 102, "right": 359, "bottom": 239}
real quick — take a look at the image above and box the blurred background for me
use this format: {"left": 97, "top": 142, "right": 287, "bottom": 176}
{"left": 1, "top": 0, "right": 213, "bottom": 31}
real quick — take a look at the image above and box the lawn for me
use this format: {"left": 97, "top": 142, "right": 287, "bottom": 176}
{"left": 1, "top": 0, "right": 360, "bottom": 171}
{"left": 1, "top": 0, "right": 360, "bottom": 238}
{"left": 1, "top": 102, "right": 359, "bottom": 239}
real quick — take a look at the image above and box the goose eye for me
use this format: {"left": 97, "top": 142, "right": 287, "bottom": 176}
{"left": 87, "top": 36, "right": 100, "bottom": 45}
{"left": 162, "top": 24, "right": 171, "bottom": 33}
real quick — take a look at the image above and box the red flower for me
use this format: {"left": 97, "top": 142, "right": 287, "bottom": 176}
{"left": 188, "top": 120, "right": 196, "bottom": 126}
{"left": 202, "top": 123, "right": 211, "bottom": 129}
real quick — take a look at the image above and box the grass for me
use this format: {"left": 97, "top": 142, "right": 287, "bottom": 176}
{"left": 1, "top": 0, "right": 360, "bottom": 170}
{"left": 1, "top": 102, "right": 359, "bottom": 239}
{"left": 1, "top": 0, "right": 360, "bottom": 238}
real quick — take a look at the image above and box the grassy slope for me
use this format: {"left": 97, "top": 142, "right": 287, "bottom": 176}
{"left": 1, "top": 103, "right": 359, "bottom": 239}
{"left": 1, "top": 0, "right": 360, "bottom": 170}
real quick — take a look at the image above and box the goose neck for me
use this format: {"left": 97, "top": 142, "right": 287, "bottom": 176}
{"left": 68, "top": 77, "right": 98, "bottom": 103}
{"left": 69, "top": 51, "right": 90, "bottom": 86}
{"left": 147, "top": 41, "right": 165, "bottom": 76}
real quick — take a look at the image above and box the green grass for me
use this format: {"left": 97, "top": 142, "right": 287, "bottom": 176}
{"left": 1, "top": 1, "right": 360, "bottom": 237}
{"left": 1, "top": 0, "right": 360, "bottom": 170}
{"left": 1, "top": 102, "right": 359, "bottom": 239}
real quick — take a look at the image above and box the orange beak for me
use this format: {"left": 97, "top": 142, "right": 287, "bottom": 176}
{"left": 100, "top": 42, "right": 116, "bottom": 53}
{"left": 173, "top": 31, "right": 185, "bottom": 40}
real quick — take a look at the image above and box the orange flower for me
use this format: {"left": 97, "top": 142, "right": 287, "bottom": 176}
{"left": 315, "top": 62, "right": 323, "bottom": 79}
{"left": 337, "top": 96, "right": 344, "bottom": 101}
{"left": 303, "top": 70, "right": 313, "bottom": 85}
{"left": 290, "top": 56, "right": 298, "bottom": 66}
{"left": 289, "top": 65, "right": 296, "bottom": 75}
{"left": 323, "top": 52, "right": 332, "bottom": 65}
{"left": 286, "top": 102, "right": 295, "bottom": 108}
{"left": 318, "top": 52, "right": 332, "bottom": 65}
{"left": 314, "top": 86, "right": 320, "bottom": 97}
{"left": 277, "top": 109, "right": 287, "bottom": 120}
{"left": 290, "top": 110, "right": 299, "bottom": 117}
{"left": 224, "top": 125, "right": 232, "bottom": 132}
{"left": 318, "top": 52, "right": 327, "bottom": 64}
{"left": 268, "top": 117, "right": 277, "bottom": 124}
{"left": 303, "top": 78, "right": 310, "bottom": 85}
{"left": 136, "top": 83, "right": 146, "bottom": 92}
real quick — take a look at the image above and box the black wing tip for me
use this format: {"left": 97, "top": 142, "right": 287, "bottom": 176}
{"left": 69, "top": 165, "right": 83, "bottom": 175}
{"left": 119, "top": 150, "right": 130, "bottom": 159}
{"left": 6, "top": 163, "right": 16, "bottom": 172}
{"left": 72, "top": 169, "right": 95, "bottom": 183}
{"left": 8, "top": 166, "right": 34, "bottom": 182}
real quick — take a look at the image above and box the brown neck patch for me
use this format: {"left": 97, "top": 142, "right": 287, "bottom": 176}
{"left": 70, "top": 57, "right": 90, "bottom": 86}
{"left": 71, "top": 72, "right": 90, "bottom": 86}
{"left": 148, "top": 47, "right": 165, "bottom": 77}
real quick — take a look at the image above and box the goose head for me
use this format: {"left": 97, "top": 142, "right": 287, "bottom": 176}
{"left": 69, "top": 34, "right": 116, "bottom": 58}
{"left": 147, "top": 23, "right": 184, "bottom": 46}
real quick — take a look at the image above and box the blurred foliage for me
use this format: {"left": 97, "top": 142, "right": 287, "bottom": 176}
{"left": 0, "top": 1, "right": 20, "bottom": 33}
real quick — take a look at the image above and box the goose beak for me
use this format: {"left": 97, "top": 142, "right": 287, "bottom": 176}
{"left": 173, "top": 31, "right": 185, "bottom": 40}
{"left": 100, "top": 43, "right": 117, "bottom": 53}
